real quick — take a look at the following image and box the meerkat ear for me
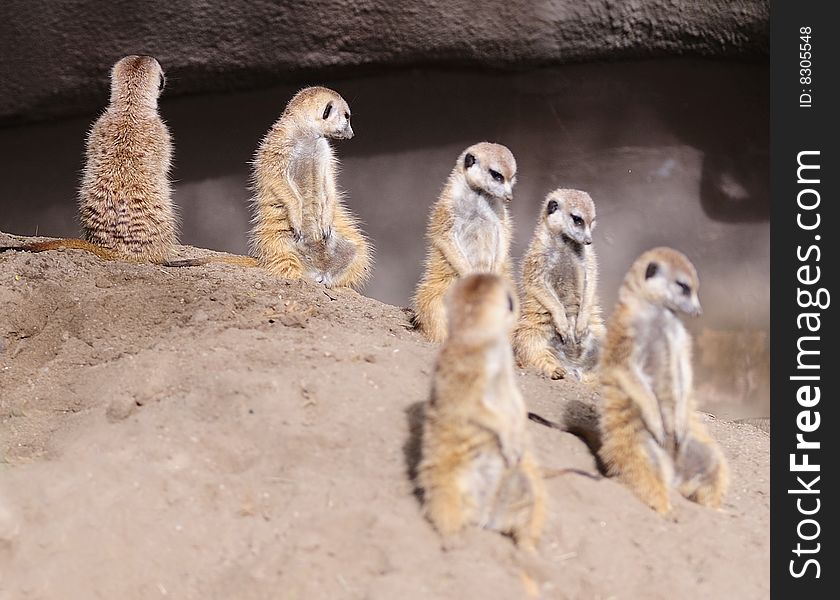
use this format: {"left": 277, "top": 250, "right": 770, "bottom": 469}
{"left": 645, "top": 262, "right": 659, "bottom": 280}
{"left": 546, "top": 199, "right": 559, "bottom": 215}
{"left": 464, "top": 153, "right": 475, "bottom": 169}
{"left": 322, "top": 102, "right": 333, "bottom": 120}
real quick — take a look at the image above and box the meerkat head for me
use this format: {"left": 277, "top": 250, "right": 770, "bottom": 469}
{"left": 109, "top": 55, "right": 165, "bottom": 110}
{"left": 286, "top": 86, "right": 353, "bottom": 140}
{"left": 458, "top": 142, "right": 517, "bottom": 202}
{"left": 624, "top": 247, "right": 702, "bottom": 317}
{"left": 543, "top": 189, "right": 596, "bottom": 245}
{"left": 445, "top": 273, "right": 519, "bottom": 345}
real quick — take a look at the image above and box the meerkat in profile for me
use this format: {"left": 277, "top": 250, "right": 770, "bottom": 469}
{"left": 513, "top": 189, "right": 604, "bottom": 380}
{"left": 418, "top": 273, "right": 545, "bottom": 550}
{"left": 248, "top": 86, "right": 372, "bottom": 290}
{"left": 412, "top": 142, "right": 517, "bottom": 342}
{"left": 598, "top": 247, "right": 728, "bottom": 514}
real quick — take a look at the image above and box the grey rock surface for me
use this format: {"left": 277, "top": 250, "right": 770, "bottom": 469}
{"left": 1, "top": 0, "right": 768, "bottom": 124}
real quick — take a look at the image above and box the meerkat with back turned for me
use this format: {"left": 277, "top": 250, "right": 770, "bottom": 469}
{"left": 0, "top": 56, "right": 189, "bottom": 263}
{"left": 413, "top": 143, "right": 517, "bottom": 343}
{"left": 418, "top": 273, "right": 545, "bottom": 550}
{"left": 598, "top": 247, "right": 728, "bottom": 514}
{"left": 249, "top": 86, "right": 372, "bottom": 290}
{"left": 78, "top": 55, "right": 177, "bottom": 262}
{"left": 514, "top": 189, "right": 604, "bottom": 380}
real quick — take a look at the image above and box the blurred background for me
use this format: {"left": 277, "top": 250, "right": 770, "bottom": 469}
{"left": 0, "top": 0, "right": 769, "bottom": 418}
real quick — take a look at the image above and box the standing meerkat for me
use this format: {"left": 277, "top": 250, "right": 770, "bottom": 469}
{"left": 418, "top": 273, "right": 545, "bottom": 550}
{"left": 412, "top": 142, "right": 517, "bottom": 343}
{"left": 598, "top": 247, "right": 728, "bottom": 514}
{"left": 1, "top": 56, "right": 190, "bottom": 264}
{"left": 78, "top": 55, "right": 176, "bottom": 262}
{"left": 248, "top": 86, "right": 372, "bottom": 290}
{"left": 513, "top": 189, "right": 604, "bottom": 381}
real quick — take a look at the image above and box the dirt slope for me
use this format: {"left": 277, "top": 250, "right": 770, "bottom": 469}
{"left": 0, "top": 233, "right": 768, "bottom": 599}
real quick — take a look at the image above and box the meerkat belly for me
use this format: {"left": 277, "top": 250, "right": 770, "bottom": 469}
{"left": 640, "top": 323, "right": 679, "bottom": 450}
{"left": 453, "top": 210, "right": 502, "bottom": 273}
{"left": 297, "top": 232, "right": 356, "bottom": 284}
{"left": 288, "top": 141, "right": 330, "bottom": 233}
{"left": 464, "top": 450, "right": 508, "bottom": 525}
{"left": 544, "top": 253, "right": 584, "bottom": 354}
{"left": 548, "top": 256, "right": 583, "bottom": 317}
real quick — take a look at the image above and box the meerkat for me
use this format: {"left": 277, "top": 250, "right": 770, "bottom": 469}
{"left": 417, "top": 273, "right": 545, "bottom": 550}
{"left": 513, "top": 189, "right": 604, "bottom": 381}
{"left": 77, "top": 54, "right": 177, "bottom": 262}
{"left": 412, "top": 142, "right": 517, "bottom": 343}
{"left": 248, "top": 86, "right": 372, "bottom": 290}
{"left": 3, "top": 56, "right": 177, "bottom": 261}
{"left": 597, "top": 247, "right": 728, "bottom": 514}
{"left": 0, "top": 56, "right": 258, "bottom": 268}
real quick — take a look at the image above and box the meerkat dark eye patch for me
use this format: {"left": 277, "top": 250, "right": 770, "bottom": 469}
{"left": 489, "top": 169, "right": 504, "bottom": 183}
{"left": 507, "top": 294, "right": 515, "bottom": 312}
{"left": 571, "top": 214, "right": 584, "bottom": 226}
{"left": 677, "top": 281, "right": 691, "bottom": 296}
{"left": 546, "top": 200, "right": 559, "bottom": 215}
{"left": 322, "top": 102, "right": 333, "bottom": 119}
{"left": 344, "top": 112, "right": 350, "bottom": 119}
{"left": 645, "top": 262, "right": 658, "bottom": 280}
{"left": 158, "top": 75, "right": 166, "bottom": 92}
{"left": 464, "top": 153, "right": 475, "bottom": 169}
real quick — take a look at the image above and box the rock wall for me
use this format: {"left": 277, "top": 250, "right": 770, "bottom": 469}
{"left": 0, "top": 0, "right": 768, "bottom": 124}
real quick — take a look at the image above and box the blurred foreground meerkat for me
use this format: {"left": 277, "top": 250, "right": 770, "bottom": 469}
{"left": 598, "top": 247, "right": 728, "bottom": 514}
{"left": 514, "top": 189, "right": 604, "bottom": 381}
{"left": 248, "top": 86, "right": 372, "bottom": 290}
{"left": 412, "top": 143, "right": 517, "bottom": 342}
{"left": 418, "top": 274, "right": 545, "bottom": 550}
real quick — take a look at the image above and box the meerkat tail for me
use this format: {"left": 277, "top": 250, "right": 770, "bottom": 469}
{"left": 160, "top": 255, "right": 260, "bottom": 268}
{"left": 0, "top": 239, "right": 120, "bottom": 260}
{"left": 527, "top": 412, "right": 564, "bottom": 430}
{"left": 539, "top": 467, "right": 602, "bottom": 480}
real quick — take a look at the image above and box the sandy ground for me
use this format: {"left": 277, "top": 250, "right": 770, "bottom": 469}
{"left": 0, "top": 233, "right": 769, "bottom": 599}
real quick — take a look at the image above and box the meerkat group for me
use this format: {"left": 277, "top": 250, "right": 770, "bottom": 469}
{"left": 0, "top": 55, "right": 733, "bottom": 554}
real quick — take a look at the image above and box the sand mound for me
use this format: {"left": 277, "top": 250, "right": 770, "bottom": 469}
{"left": 0, "top": 233, "right": 768, "bottom": 598}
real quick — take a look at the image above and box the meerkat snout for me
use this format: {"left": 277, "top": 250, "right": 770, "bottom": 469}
{"left": 462, "top": 144, "right": 517, "bottom": 202}
{"left": 445, "top": 273, "right": 518, "bottom": 342}
{"left": 545, "top": 190, "right": 595, "bottom": 246}
{"left": 642, "top": 253, "right": 702, "bottom": 317}
{"left": 320, "top": 99, "right": 353, "bottom": 139}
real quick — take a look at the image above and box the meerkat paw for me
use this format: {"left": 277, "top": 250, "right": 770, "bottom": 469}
{"left": 545, "top": 365, "right": 566, "bottom": 380}
{"left": 650, "top": 496, "right": 673, "bottom": 515}
{"left": 628, "top": 477, "right": 672, "bottom": 514}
